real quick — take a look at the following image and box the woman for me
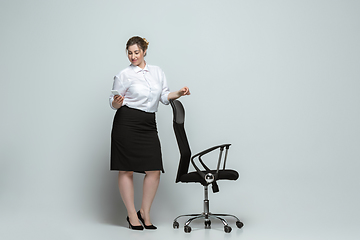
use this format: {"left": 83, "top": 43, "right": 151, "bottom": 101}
{"left": 109, "top": 36, "right": 190, "bottom": 230}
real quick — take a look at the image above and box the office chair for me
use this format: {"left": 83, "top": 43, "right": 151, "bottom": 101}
{"left": 170, "top": 99, "right": 244, "bottom": 233}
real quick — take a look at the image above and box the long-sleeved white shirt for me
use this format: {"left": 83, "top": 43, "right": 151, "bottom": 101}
{"left": 109, "top": 64, "right": 170, "bottom": 112}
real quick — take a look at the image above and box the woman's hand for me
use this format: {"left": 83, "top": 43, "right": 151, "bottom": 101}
{"left": 179, "top": 86, "right": 190, "bottom": 96}
{"left": 112, "top": 95, "right": 124, "bottom": 109}
{"left": 168, "top": 86, "right": 191, "bottom": 100}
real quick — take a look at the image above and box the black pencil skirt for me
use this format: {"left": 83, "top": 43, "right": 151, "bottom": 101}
{"left": 111, "top": 106, "right": 164, "bottom": 173}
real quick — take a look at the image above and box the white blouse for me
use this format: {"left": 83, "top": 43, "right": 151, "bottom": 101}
{"left": 109, "top": 64, "right": 170, "bottom": 112}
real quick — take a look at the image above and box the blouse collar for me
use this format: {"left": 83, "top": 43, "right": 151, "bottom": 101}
{"left": 130, "top": 63, "right": 149, "bottom": 73}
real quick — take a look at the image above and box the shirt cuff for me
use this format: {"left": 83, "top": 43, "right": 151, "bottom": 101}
{"left": 161, "top": 92, "right": 170, "bottom": 105}
{"left": 109, "top": 96, "right": 117, "bottom": 110}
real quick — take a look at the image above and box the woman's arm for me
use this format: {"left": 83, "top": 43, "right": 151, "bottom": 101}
{"left": 167, "top": 86, "right": 191, "bottom": 100}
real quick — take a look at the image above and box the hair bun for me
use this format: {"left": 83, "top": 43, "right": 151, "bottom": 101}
{"left": 142, "top": 38, "right": 149, "bottom": 46}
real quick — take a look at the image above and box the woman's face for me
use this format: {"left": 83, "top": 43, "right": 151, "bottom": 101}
{"left": 127, "top": 44, "right": 146, "bottom": 69}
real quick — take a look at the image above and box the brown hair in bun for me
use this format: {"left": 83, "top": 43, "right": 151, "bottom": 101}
{"left": 126, "top": 36, "right": 149, "bottom": 56}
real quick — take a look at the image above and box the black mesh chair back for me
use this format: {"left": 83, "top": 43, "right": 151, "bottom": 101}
{"left": 170, "top": 99, "right": 191, "bottom": 183}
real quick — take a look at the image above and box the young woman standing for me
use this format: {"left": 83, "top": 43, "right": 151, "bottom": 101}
{"left": 109, "top": 36, "right": 190, "bottom": 230}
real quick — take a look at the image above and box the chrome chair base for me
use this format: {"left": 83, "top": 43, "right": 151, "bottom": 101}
{"left": 172, "top": 186, "right": 244, "bottom": 233}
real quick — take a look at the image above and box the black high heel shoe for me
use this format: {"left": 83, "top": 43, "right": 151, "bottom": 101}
{"left": 137, "top": 211, "right": 157, "bottom": 230}
{"left": 126, "top": 216, "right": 144, "bottom": 230}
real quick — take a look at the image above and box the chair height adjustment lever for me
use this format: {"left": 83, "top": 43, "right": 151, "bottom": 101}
{"left": 212, "top": 182, "right": 219, "bottom": 193}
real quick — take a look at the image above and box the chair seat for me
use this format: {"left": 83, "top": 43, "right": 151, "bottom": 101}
{"left": 179, "top": 169, "right": 239, "bottom": 185}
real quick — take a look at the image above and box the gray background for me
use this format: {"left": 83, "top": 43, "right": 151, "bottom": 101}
{"left": 1, "top": 0, "right": 359, "bottom": 239}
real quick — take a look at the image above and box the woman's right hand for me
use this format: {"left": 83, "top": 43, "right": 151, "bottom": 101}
{"left": 112, "top": 95, "right": 124, "bottom": 109}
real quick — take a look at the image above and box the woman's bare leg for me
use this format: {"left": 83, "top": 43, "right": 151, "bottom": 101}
{"left": 118, "top": 171, "right": 141, "bottom": 226}
{"left": 140, "top": 170, "right": 161, "bottom": 225}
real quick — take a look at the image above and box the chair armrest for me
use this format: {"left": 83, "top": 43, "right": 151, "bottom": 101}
{"left": 192, "top": 144, "right": 231, "bottom": 159}
{"left": 190, "top": 144, "right": 231, "bottom": 182}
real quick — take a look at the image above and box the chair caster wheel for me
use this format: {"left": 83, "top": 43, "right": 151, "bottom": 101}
{"left": 184, "top": 225, "right": 191, "bottom": 233}
{"left": 173, "top": 221, "right": 179, "bottom": 229}
{"left": 205, "top": 220, "right": 211, "bottom": 229}
{"left": 236, "top": 221, "right": 244, "bottom": 229}
{"left": 224, "top": 225, "right": 232, "bottom": 233}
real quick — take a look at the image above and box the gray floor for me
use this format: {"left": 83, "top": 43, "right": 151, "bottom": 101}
{"left": 1, "top": 200, "right": 359, "bottom": 240}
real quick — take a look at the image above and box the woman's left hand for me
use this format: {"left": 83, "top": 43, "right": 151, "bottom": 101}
{"left": 179, "top": 86, "right": 190, "bottom": 96}
{"left": 168, "top": 86, "right": 191, "bottom": 100}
